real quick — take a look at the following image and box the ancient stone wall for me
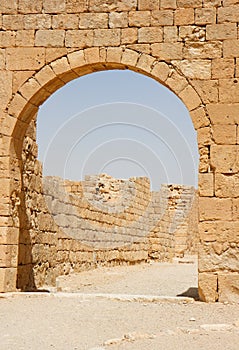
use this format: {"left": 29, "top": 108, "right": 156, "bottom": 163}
{"left": 18, "top": 132, "right": 198, "bottom": 291}
{"left": 0, "top": 0, "right": 239, "bottom": 302}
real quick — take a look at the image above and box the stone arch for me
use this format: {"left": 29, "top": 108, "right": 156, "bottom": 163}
{"left": 9, "top": 48, "right": 205, "bottom": 137}
{"left": 5, "top": 48, "right": 203, "bottom": 293}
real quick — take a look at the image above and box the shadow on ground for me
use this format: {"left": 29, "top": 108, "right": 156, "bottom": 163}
{"left": 177, "top": 287, "right": 199, "bottom": 301}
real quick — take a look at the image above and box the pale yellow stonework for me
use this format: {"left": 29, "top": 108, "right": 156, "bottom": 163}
{"left": 0, "top": 0, "right": 238, "bottom": 303}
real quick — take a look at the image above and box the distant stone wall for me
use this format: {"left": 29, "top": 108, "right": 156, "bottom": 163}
{"left": 17, "top": 121, "right": 198, "bottom": 292}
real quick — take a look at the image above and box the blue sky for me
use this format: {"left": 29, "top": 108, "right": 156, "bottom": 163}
{"left": 37, "top": 70, "right": 199, "bottom": 190}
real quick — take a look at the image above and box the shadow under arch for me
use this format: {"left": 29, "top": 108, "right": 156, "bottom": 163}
{"left": 7, "top": 48, "right": 204, "bottom": 291}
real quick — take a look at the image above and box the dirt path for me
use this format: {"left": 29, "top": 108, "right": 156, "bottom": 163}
{"left": 1, "top": 258, "right": 239, "bottom": 350}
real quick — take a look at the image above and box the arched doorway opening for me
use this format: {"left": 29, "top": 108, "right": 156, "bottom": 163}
{"left": 7, "top": 50, "right": 204, "bottom": 294}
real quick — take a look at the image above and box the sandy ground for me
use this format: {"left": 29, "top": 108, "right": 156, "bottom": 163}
{"left": 1, "top": 257, "right": 239, "bottom": 350}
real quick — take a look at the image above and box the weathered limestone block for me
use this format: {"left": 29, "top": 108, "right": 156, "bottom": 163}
{"left": 199, "top": 197, "right": 232, "bottom": 221}
{"left": 89, "top": 0, "right": 137, "bottom": 12}
{"left": 0, "top": 71, "right": 12, "bottom": 111}
{"left": 43, "top": 0, "right": 66, "bottom": 13}
{"left": 218, "top": 273, "right": 239, "bottom": 303}
{"left": 0, "top": 244, "right": 18, "bottom": 268}
{"left": 173, "top": 60, "right": 211, "bottom": 79}
{"left": 0, "top": 267, "right": 17, "bottom": 292}
{"left": 212, "top": 124, "right": 237, "bottom": 145}
{"left": 151, "top": 61, "right": 170, "bottom": 82}
{"left": 151, "top": 42, "right": 183, "bottom": 60}
{"left": 175, "top": 8, "right": 194, "bottom": 26}
{"left": 65, "top": 30, "right": 93, "bottom": 48}
{"left": 207, "top": 103, "right": 239, "bottom": 125}
{"left": 178, "top": 85, "right": 201, "bottom": 111}
{"left": 151, "top": 10, "right": 174, "bottom": 26}
{"left": 163, "top": 26, "right": 178, "bottom": 42}
{"left": 127, "top": 44, "right": 150, "bottom": 54}
{"left": 218, "top": 6, "right": 239, "bottom": 23}
{"left": 109, "top": 12, "right": 128, "bottom": 28}
{"left": 191, "top": 80, "right": 219, "bottom": 104}
{"left": 121, "top": 49, "right": 140, "bottom": 66}
{"left": 203, "top": 0, "right": 221, "bottom": 6}
{"left": 121, "top": 28, "right": 138, "bottom": 44}
{"left": 107, "top": 47, "right": 123, "bottom": 63}
{"left": 198, "top": 273, "right": 218, "bottom": 302}
{"left": 195, "top": 8, "right": 216, "bottom": 24}
{"left": 136, "top": 54, "right": 155, "bottom": 73}
{"left": 179, "top": 25, "right": 206, "bottom": 42}
{"left": 215, "top": 173, "right": 239, "bottom": 198}
{"left": 24, "top": 14, "right": 51, "bottom": 30}
{"left": 35, "top": 30, "right": 65, "bottom": 47}
{"left": 0, "top": 0, "right": 17, "bottom": 14}
{"left": 223, "top": 0, "right": 239, "bottom": 5}
{"left": 212, "top": 58, "right": 234, "bottom": 79}
{"left": 52, "top": 15, "right": 79, "bottom": 29}
{"left": 0, "top": 31, "right": 16, "bottom": 47}
{"left": 210, "top": 145, "right": 239, "bottom": 173}
{"left": 138, "top": 0, "right": 159, "bottom": 10}
{"left": 17, "top": 77, "right": 40, "bottom": 103}
{"left": 66, "top": 0, "right": 88, "bottom": 13}
{"left": 128, "top": 11, "right": 151, "bottom": 27}
{"left": 206, "top": 24, "right": 237, "bottom": 40}
{"left": 80, "top": 13, "right": 108, "bottom": 29}
{"left": 138, "top": 27, "right": 163, "bottom": 43}
{"left": 198, "top": 173, "right": 214, "bottom": 197}
{"left": 177, "top": 0, "right": 202, "bottom": 7}
{"left": 6, "top": 48, "right": 45, "bottom": 70}
{"left": 18, "top": 0, "right": 43, "bottom": 13}
{"left": 160, "top": 0, "right": 176, "bottom": 9}
{"left": 190, "top": 107, "right": 209, "bottom": 130}
{"left": 16, "top": 30, "right": 35, "bottom": 47}
{"left": 165, "top": 71, "right": 188, "bottom": 94}
{"left": 94, "top": 29, "right": 120, "bottom": 46}
{"left": 2, "top": 14, "right": 24, "bottom": 30}
{"left": 0, "top": 227, "right": 18, "bottom": 245}
{"left": 223, "top": 40, "right": 239, "bottom": 58}
{"left": 84, "top": 47, "right": 100, "bottom": 64}
{"left": 197, "top": 127, "right": 211, "bottom": 146}
{"left": 183, "top": 42, "right": 222, "bottom": 59}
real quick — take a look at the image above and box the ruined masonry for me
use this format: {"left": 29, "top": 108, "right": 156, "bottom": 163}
{"left": 0, "top": 0, "right": 239, "bottom": 302}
